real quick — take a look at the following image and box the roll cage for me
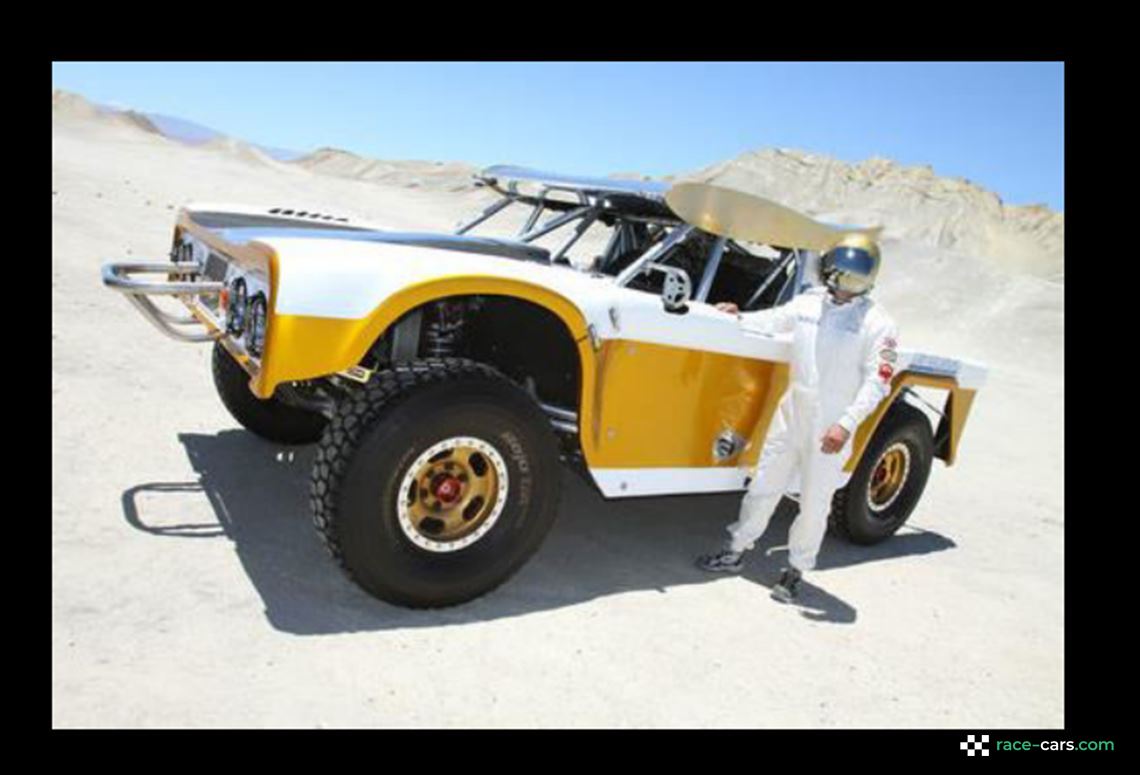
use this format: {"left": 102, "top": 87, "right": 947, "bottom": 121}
{"left": 457, "top": 165, "right": 806, "bottom": 310}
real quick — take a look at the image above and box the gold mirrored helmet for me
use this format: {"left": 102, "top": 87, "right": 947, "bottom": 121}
{"left": 820, "top": 233, "right": 881, "bottom": 296}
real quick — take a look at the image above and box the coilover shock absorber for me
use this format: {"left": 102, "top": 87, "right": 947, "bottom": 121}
{"left": 423, "top": 300, "right": 466, "bottom": 357}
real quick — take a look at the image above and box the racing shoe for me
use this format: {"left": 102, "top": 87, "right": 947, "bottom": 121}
{"left": 696, "top": 548, "right": 744, "bottom": 573}
{"left": 771, "top": 567, "right": 802, "bottom": 603}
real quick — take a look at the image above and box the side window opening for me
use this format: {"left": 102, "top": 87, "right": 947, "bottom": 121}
{"left": 705, "top": 242, "right": 783, "bottom": 311}
{"left": 623, "top": 231, "right": 715, "bottom": 297}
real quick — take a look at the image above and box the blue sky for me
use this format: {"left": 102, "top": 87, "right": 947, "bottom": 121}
{"left": 51, "top": 62, "right": 1064, "bottom": 210}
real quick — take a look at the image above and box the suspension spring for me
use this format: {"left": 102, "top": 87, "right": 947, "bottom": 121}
{"left": 423, "top": 301, "right": 466, "bottom": 358}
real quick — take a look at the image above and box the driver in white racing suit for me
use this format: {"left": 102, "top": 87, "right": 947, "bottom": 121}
{"left": 696, "top": 233, "right": 899, "bottom": 602}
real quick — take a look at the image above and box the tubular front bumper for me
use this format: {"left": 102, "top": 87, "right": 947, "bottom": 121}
{"left": 101, "top": 260, "right": 226, "bottom": 343}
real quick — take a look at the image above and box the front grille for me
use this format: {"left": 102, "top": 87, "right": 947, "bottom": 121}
{"left": 204, "top": 252, "right": 228, "bottom": 281}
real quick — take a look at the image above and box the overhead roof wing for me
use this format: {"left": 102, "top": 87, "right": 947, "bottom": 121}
{"left": 665, "top": 182, "right": 883, "bottom": 252}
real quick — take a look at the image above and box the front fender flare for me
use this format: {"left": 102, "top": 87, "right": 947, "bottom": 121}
{"left": 256, "top": 275, "right": 594, "bottom": 396}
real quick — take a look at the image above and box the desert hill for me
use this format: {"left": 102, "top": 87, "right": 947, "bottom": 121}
{"left": 293, "top": 147, "right": 480, "bottom": 192}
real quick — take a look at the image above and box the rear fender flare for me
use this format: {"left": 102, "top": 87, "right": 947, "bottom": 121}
{"left": 844, "top": 372, "right": 978, "bottom": 472}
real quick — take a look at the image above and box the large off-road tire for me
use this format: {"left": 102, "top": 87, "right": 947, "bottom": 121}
{"left": 211, "top": 342, "right": 327, "bottom": 445}
{"left": 829, "top": 402, "right": 934, "bottom": 545}
{"left": 310, "top": 358, "right": 562, "bottom": 608}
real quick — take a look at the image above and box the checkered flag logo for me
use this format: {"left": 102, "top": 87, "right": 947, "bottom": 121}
{"left": 960, "top": 734, "right": 990, "bottom": 757}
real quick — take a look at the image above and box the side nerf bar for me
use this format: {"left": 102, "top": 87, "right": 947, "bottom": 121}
{"left": 101, "top": 261, "right": 226, "bottom": 343}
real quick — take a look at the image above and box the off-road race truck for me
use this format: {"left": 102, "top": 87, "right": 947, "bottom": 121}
{"left": 102, "top": 165, "right": 987, "bottom": 608}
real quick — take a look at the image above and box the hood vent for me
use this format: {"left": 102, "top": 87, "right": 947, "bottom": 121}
{"left": 268, "top": 207, "right": 349, "bottom": 223}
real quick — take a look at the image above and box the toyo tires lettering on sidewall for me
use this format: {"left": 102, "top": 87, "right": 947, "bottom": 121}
{"left": 310, "top": 358, "right": 561, "bottom": 608}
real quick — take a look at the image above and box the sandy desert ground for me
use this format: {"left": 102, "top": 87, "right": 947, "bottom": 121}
{"left": 52, "top": 91, "right": 1064, "bottom": 728}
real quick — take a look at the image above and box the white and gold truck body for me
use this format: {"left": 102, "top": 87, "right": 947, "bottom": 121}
{"left": 105, "top": 190, "right": 985, "bottom": 500}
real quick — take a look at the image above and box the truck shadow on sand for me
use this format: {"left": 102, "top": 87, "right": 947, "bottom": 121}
{"left": 121, "top": 430, "right": 957, "bottom": 635}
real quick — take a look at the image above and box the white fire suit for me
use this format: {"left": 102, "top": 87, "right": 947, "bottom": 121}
{"left": 726, "top": 286, "right": 899, "bottom": 571}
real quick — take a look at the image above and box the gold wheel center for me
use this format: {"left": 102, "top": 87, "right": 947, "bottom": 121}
{"left": 867, "top": 443, "right": 910, "bottom": 513}
{"left": 397, "top": 436, "right": 509, "bottom": 553}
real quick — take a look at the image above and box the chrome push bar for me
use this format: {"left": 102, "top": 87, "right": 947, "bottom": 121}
{"left": 101, "top": 261, "right": 226, "bottom": 343}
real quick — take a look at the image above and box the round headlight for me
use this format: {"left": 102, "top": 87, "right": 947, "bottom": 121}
{"left": 245, "top": 293, "right": 267, "bottom": 357}
{"left": 226, "top": 277, "right": 248, "bottom": 335}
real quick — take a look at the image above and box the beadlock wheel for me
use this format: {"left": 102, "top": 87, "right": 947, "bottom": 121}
{"left": 309, "top": 358, "right": 563, "bottom": 609}
{"left": 867, "top": 442, "right": 911, "bottom": 514}
{"left": 829, "top": 402, "right": 933, "bottom": 545}
{"left": 397, "top": 436, "right": 509, "bottom": 552}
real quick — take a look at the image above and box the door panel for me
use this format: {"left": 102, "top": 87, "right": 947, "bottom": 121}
{"left": 581, "top": 289, "right": 791, "bottom": 497}
{"left": 587, "top": 337, "right": 788, "bottom": 469}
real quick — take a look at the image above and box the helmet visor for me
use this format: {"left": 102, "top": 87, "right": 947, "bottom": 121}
{"left": 826, "top": 247, "right": 877, "bottom": 277}
{"left": 823, "top": 246, "right": 877, "bottom": 294}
